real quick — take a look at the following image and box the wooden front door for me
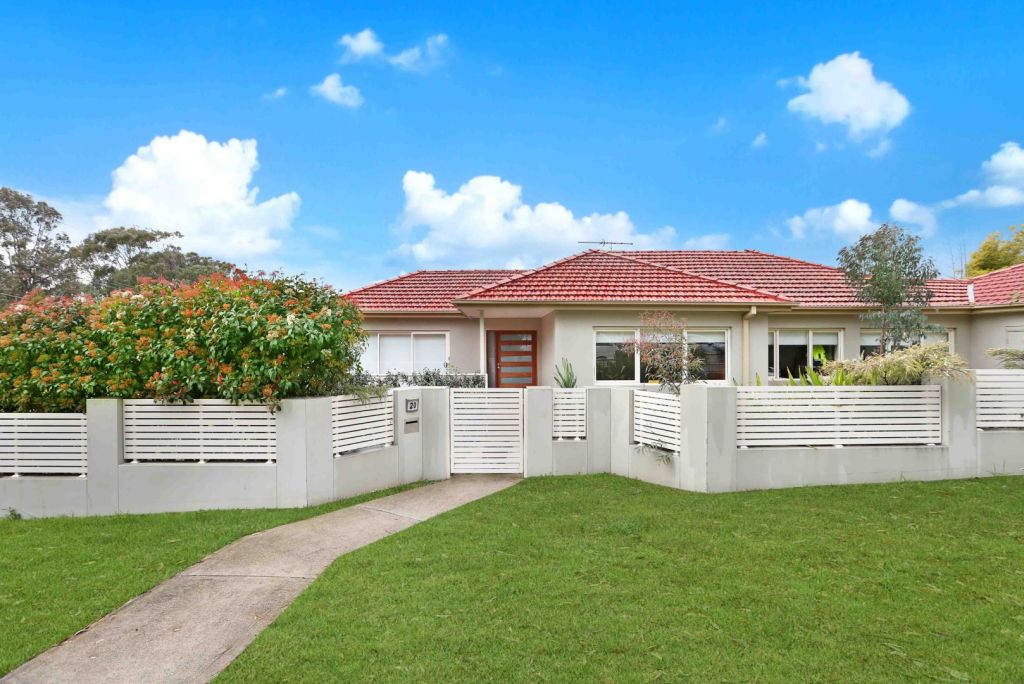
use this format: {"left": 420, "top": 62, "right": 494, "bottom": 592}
{"left": 493, "top": 331, "right": 537, "bottom": 387}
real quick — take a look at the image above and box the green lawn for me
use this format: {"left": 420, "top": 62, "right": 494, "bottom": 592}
{"left": 221, "top": 474, "right": 1024, "bottom": 683}
{"left": 0, "top": 482, "right": 424, "bottom": 675}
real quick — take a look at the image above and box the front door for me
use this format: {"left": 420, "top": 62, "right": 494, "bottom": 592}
{"left": 492, "top": 331, "right": 537, "bottom": 387}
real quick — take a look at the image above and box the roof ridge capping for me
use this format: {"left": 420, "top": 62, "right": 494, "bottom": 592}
{"left": 456, "top": 249, "right": 605, "bottom": 300}
{"left": 608, "top": 251, "right": 792, "bottom": 302}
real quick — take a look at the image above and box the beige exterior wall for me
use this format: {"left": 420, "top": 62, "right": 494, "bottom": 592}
{"left": 968, "top": 312, "right": 1024, "bottom": 368}
{"left": 365, "top": 307, "right": 1024, "bottom": 385}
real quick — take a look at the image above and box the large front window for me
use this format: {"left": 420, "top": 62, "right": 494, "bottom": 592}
{"left": 360, "top": 332, "right": 448, "bottom": 374}
{"left": 767, "top": 330, "right": 840, "bottom": 379}
{"left": 595, "top": 329, "right": 728, "bottom": 383}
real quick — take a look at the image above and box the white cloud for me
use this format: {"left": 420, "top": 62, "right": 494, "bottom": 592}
{"left": 310, "top": 73, "right": 363, "bottom": 108}
{"left": 100, "top": 130, "right": 300, "bottom": 257}
{"left": 398, "top": 171, "right": 675, "bottom": 267}
{"left": 889, "top": 198, "right": 937, "bottom": 235}
{"left": 894, "top": 142, "right": 1024, "bottom": 230}
{"left": 983, "top": 141, "right": 1024, "bottom": 185}
{"left": 712, "top": 116, "right": 727, "bottom": 133}
{"left": 263, "top": 87, "right": 288, "bottom": 100}
{"left": 339, "top": 28, "right": 384, "bottom": 62}
{"left": 682, "top": 233, "right": 730, "bottom": 250}
{"left": 787, "top": 198, "right": 874, "bottom": 241}
{"left": 752, "top": 132, "right": 768, "bottom": 148}
{"left": 389, "top": 34, "right": 448, "bottom": 72}
{"left": 784, "top": 52, "right": 910, "bottom": 140}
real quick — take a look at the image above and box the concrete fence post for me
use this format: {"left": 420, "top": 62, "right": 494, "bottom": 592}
{"left": 940, "top": 373, "right": 978, "bottom": 478}
{"left": 419, "top": 387, "right": 451, "bottom": 481}
{"left": 85, "top": 398, "right": 121, "bottom": 515}
{"left": 586, "top": 387, "right": 612, "bottom": 473}
{"left": 524, "top": 387, "right": 553, "bottom": 477}
{"left": 676, "top": 385, "right": 738, "bottom": 493}
{"left": 275, "top": 397, "right": 333, "bottom": 507}
{"left": 608, "top": 388, "right": 633, "bottom": 476}
{"left": 393, "top": 388, "right": 424, "bottom": 484}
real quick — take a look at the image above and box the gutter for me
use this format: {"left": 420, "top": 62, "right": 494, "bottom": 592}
{"left": 742, "top": 306, "right": 757, "bottom": 385}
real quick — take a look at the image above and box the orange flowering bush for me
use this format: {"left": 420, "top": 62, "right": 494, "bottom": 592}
{"left": 0, "top": 271, "right": 364, "bottom": 411}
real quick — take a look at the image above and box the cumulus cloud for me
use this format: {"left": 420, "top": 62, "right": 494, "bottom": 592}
{"left": 752, "top": 132, "right": 768, "bottom": 148}
{"left": 892, "top": 141, "right": 1024, "bottom": 232}
{"left": 100, "top": 130, "right": 300, "bottom": 257}
{"left": 339, "top": 28, "right": 384, "bottom": 62}
{"left": 398, "top": 171, "right": 675, "bottom": 267}
{"left": 310, "top": 73, "right": 363, "bottom": 108}
{"left": 783, "top": 52, "right": 910, "bottom": 147}
{"left": 263, "top": 87, "right": 288, "bottom": 100}
{"left": 389, "top": 34, "right": 449, "bottom": 72}
{"left": 682, "top": 233, "right": 730, "bottom": 250}
{"left": 889, "top": 199, "right": 937, "bottom": 235}
{"left": 787, "top": 199, "right": 874, "bottom": 241}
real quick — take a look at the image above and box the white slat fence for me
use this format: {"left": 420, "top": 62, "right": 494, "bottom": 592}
{"left": 976, "top": 369, "right": 1024, "bottom": 429}
{"left": 633, "top": 391, "right": 682, "bottom": 453}
{"left": 123, "top": 400, "right": 276, "bottom": 462}
{"left": 0, "top": 413, "right": 88, "bottom": 476}
{"left": 552, "top": 388, "right": 587, "bottom": 440}
{"left": 332, "top": 393, "right": 395, "bottom": 455}
{"left": 450, "top": 388, "right": 523, "bottom": 473}
{"left": 736, "top": 385, "right": 941, "bottom": 448}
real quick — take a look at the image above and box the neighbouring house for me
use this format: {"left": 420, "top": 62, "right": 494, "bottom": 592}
{"left": 346, "top": 249, "right": 1024, "bottom": 387}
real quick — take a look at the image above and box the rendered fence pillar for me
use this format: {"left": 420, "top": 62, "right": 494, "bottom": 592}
{"left": 677, "top": 385, "right": 738, "bottom": 493}
{"left": 608, "top": 388, "right": 633, "bottom": 476}
{"left": 394, "top": 388, "right": 424, "bottom": 484}
{"left": 586, "top": 387, "right": 612, "bottom": 473}
{"left": 940, "top": 373, "right": 978, "bottom": 478}
{"left": 704, "top": 386, "right": 738, "bottom": 492}
{"left": 275, "top": 398, "right": 333, "bottom": 507}
{"left": 85, "top": 398, "right": 121, "bottom": 515}
{"left": 524, "top": 387, "right": 553, "bottom": 477}
{"left": 419, "top": 387, "right": 451, "bottom": 481}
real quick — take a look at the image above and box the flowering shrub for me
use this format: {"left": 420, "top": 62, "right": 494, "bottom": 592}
{"left": 0, "top": 272, "right": 364, "bottom": 411}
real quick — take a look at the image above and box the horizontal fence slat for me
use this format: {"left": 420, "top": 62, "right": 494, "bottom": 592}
{"left": 736, "top": 385, "right": 941, "bottom": 448}
{"left": 0, "top": 412, "right": 87, "bottom": 476}
{"left": 976, "top": 369, "right": 1024, "bottom": 431}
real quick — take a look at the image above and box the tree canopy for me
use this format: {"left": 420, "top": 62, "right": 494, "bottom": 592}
{"left": 0, "top": 187, "right": 231, "bottom": 303}
{"left": 837, "top": 224, "right": 940, "bottom": 355}
{"left": 966, "top": 225, "right": 1024, "bottom": 277}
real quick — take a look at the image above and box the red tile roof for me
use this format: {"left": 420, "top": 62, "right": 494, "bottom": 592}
{"left": 346, "top": 250, "right": 1024, "bottom": 313}
{"left": 346, "top": 269, "right": 522, "bottom": 313}
{"left": 972, "top": 263, "right": 1024, "bottom": 306}
{"left": 632, "top": 250, "right": 971, "bottom": 308}
{"left": 458, "top": 250, "right": 790, "bottom": 304}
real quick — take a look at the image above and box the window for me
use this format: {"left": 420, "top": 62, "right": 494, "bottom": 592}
{"left": 595, "top": 331, "right": 637, "bottom": 382}
{"left": 360, "top": 332, "right": 448, "bottom": 375}
{"left": 859, "top": 329, "right": 954, "bottom": 358}
{"left": 595, "top": 328, "right": 728, "bottom": 383}
{"left": 768, "top": 330, "right": 841, "bottom": 379}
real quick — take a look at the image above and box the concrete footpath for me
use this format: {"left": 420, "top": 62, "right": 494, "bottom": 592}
{"left": 4, "top": 475, "right": 519, "bottom": 684}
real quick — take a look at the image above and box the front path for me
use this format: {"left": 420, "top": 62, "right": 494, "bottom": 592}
{"left": 4, "top": 475, "right": 519, "bottom": 684}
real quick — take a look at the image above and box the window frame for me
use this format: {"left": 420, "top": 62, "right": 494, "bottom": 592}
{"left": 767, "top": 329, "right": 844, "bottom": 380}
{"left": 593, "top": 327, "right": 730, "bottom": 385}
{"left": 362, "top": 331, "right": 451, "bottom": 375}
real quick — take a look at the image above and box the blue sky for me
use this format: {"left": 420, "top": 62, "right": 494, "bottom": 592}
{"left": 2, "top": 1, "right": 1023, "bottom": 289}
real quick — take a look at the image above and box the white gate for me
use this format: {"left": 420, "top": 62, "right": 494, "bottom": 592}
{"left": 450, "top": 388, "right": 524, "bottom": 474}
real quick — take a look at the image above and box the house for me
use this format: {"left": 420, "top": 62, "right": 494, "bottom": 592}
{"left": 346, "top": 249, "right": 1024, "bottom": 387}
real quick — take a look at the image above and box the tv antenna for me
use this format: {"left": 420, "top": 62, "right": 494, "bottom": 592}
{"left": 578, "top": 240, "right": 634, "bottom": 250}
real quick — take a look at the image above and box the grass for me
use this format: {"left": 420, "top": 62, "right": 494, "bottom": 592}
{"left": 221, "top": 475, "right": 1024, "bottom": 683}
{"left": 0, "top": 481, "right": 425, "bottom": 675}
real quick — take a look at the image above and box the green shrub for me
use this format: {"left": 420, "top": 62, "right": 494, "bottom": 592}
{"left": 824, "top": 343, "right": 967, "bottom": 385}
{"left": 986, "top": 347, "right": 1024, "bottom": 370}
{"left": 554, "top": 358, "right": 577, "bottom": 388}
{"left": 0, "top": 272, "right": 364, "bottom": 411}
